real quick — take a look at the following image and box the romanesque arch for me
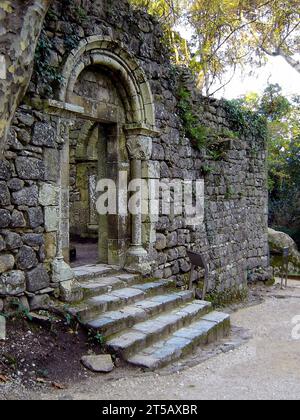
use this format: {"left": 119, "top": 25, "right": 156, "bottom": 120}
{"left": 52, "top": 36, "right": 158, "bottom": 278}
{"left": 59, "top": 36, "right": 156, "bottom": 129}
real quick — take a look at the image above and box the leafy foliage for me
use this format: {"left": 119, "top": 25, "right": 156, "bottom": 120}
{"left": 222, "top": 99, "right": 267, "bottom": 139}
{"left": 177, "top": 87, "right": 240, "bottom": 152}
{"left": 130, "top": 0, "right": 300, "bottom": 95}
{"left": 238, "top": 84, "right": 300, "bottom": 245}
{"left": 34, "top": 30, "right": 63, "bottom": 97}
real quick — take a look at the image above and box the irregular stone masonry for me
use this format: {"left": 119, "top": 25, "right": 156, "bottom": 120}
{"left": 0, "top": 0, "right": 269, "bottom": 311}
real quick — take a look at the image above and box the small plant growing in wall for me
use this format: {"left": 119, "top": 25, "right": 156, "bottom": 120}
{"left": 34, "top": 30, "right": 64, "bottom": 97}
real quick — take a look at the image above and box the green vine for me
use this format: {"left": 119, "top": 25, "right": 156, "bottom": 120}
{"left": 177, "top": 88, "right": 209, "bottom": 149}
{"left": 34, "top": 30, "right": 64, "bottom": 97}
{"left": 177, "top": 88, "right": 239, "bottom": 152}
{"left": 222, "top": 99, "right": 268, "bottom": 139}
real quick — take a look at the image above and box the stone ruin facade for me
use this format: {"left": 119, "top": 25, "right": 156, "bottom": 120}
{"left": 0, "top": 0, "right": 270, "bottom": 312}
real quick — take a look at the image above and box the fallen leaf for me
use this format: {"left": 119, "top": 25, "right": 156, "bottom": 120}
{"left": 0, "top": 374, "right": 9, "bottom": 383}
{"left": 36, "top": 377, "right": 49, "bottom": 384}
{"left": 52, "top": 382, "right": 66, "bottom": 390}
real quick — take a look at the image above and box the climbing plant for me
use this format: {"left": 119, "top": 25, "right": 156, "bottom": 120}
{"left": 34, "top": 30, "right": 63, "bottom": 97}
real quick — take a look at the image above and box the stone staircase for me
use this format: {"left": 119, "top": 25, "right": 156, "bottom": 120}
{"left": 67, "top": 264, "right": 230, "bottom": 369}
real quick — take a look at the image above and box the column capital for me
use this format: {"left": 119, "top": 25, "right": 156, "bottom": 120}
{"left": 126, "top": 134, "right": 153, "bottom": 160}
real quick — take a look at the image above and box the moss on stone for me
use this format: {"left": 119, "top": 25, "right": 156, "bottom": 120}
{"left": 205, "top": 285, "right": 249, "bottom": 309}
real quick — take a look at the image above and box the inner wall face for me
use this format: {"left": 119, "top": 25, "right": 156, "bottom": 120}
{"left": 68, "top": 66, "right": 130, "bottom": 267}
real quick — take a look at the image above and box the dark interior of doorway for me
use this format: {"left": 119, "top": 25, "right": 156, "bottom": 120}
{"left": 70, "top": 235, "right": 99, "bottom": 268}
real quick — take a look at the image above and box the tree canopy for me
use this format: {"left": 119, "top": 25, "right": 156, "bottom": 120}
{"left": 130, "top": 0, "right": 300, "bottom": 95}
{"left": 237, "top": 84, "right": 300, "bottom": 245}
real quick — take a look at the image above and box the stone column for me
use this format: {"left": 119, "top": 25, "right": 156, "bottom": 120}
{"left": 52, "top": 118, "right": 74, "bottom": 285}
{"left": 125, "top": 133, "right": 153, "bottom": 274}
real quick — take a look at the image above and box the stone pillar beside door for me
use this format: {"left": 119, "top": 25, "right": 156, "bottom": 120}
{"left": 48, "top": 118, "right": 82, "bottom": 302}
{"left": 125, "top": 130, "right": 154, "bottom": 274}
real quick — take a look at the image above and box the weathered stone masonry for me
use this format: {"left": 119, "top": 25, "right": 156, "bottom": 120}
{"left": 0, "top": 0, "right": 269, "bottom": 312}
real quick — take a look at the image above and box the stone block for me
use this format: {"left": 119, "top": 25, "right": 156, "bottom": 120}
{"left": 16, "top": 156, "right": 45, "bottom": 180}
{"left": 11, "top": 210, "right": 26, "bottom": 228}
{"left": 44, "top": 148, "right": 60, "bottom": 181}
{"left": 29, "top": 294, "right": 51, "bottom": 311}
{"left": 39, "top": 183, "right": 60, "bottom": 206}
{"left": 155, "top": 233, "right": 167, "bottom": 250}
{"left": 32, "top": 122, "right": 55, "bottom": 148}
{"left": 0, "top": 315, "right": 6, "bottom": 340}
{"left": 0, "top": 255, "right": 15, "bottom": 274}
{"left": 0, "top": 160, "right": 12, "bottom": 181}
{"left": 81, "top": 355, "right": 114, "bottom": 373}
{"left": 142, "top": 161, "right": 160, "bottom": 179}
{"left": 0, "top": 209, "right": 11, "bottom": 228}
{"left": 23, "top": 233, "right": 44, "bottom": 248}
{"left": 0, "top": 270, "right": 26, "bottom": 296}
{"left": 12, "top": 185, "right": 39, "bottom": 206}
{"left": 0, "top": 181, "right": 11, "bottom": 206}
{"left": 26, "top": 207, "right": 44, "bottom": 228}
{"left": 26, "top": 264, "right": 50, "bottom": 293}
{"left": 44, "top": 232, "right": 57, "bottom": 260}
{"left": 16, "top": 246, "right": 38, "bottom": 270}
{"left": 4, "top": 232, "right": 22, "bottom": 250}
{"left": 45, "top": 206, "right": 59, "bottom": 232}
{"left": 7, "top": 178, "right": 24, "bottom": 192}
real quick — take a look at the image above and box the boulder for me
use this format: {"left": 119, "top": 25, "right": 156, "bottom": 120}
{"left": 269, "top": 228, "right": 299, "bottom": 254}
{"left": 81, "top": 355, "right": 114, "bottom": 373}
{"left": 269, "top": 228, "right": 300, "bottom": 274}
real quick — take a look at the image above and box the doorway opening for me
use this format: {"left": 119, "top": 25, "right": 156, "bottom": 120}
{"left": 68, "top": 118, "right": 131, "bottom": 268}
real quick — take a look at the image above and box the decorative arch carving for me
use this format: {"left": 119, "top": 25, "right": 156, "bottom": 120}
{"left": 59, "top": 36, "right": 156, "bottom": 129}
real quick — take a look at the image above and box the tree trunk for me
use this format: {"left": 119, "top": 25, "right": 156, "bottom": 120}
{"left": 0, "top": 0, "right": 51, "bottom": 157}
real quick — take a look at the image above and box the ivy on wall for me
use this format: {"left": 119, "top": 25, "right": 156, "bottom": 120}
{"left": 34, "top": 30, "right": 63, "bottom": 97}
{"left": 177, "top": 87, "right": 237, "bottom": 153}
{"left": 222, "top": 99, "right": 268, "bottom": 139}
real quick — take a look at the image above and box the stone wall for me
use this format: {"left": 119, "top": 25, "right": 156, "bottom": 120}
{"left": 0, "top": 106, "right": 62, "bottom": 311}
{"left": 0, "top": 0, "right": 270, "bottom": 311}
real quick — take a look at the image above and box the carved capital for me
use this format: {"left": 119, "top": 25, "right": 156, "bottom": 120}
{"left": 126, "top": 135, "right": 152, "bottom": 160}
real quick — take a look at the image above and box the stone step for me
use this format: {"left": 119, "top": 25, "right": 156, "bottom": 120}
{"left": 68, "top": 278, "right": 176, "bottom": 322}
{"left": 79, "top": 273, "right": 143, "bottom": 299}
{"left": 127, "top": 311, "right": 230, "bottom": 370}
{"left": 106, "top": 300, "right": 212, "bottom": 358}
{"left": 85, "top": 290, "right": 195, "bottom": 337}
{"left": 73, "top": 264, "right": 122, "bottom": 282}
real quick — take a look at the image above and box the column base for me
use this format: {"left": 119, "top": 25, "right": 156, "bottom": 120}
{"left": 125, "top": 246, "right": 152, "bottom": 275}
{"left": 52, "top": 257, "right": 74, "bottom": 283}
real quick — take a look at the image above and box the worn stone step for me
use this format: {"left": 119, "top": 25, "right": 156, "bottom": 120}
{"left": 127, "top": 311, "right": 230, "bottom": 370}
{"left": 73, "top": 264, "right": 119, "bottom": 282}
{"left": 85, "top": 290, "right": 195, "bottom": 337}
{"left": 106, "top": 300, "right": 212, "bottom": 358}
{"left": 80, "top": 273, "right": 142, "bottom": 298}
{"left": 68, "top": 279, "right": 176, "bottom": 321}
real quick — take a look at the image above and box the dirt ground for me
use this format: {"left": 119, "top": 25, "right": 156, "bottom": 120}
{"left": 1, "top": 279, "right": 300, "bottom": 400}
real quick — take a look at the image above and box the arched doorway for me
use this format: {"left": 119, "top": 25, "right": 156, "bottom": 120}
{"left": 52, "top": 36, "right": 158, "bottom": 280}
